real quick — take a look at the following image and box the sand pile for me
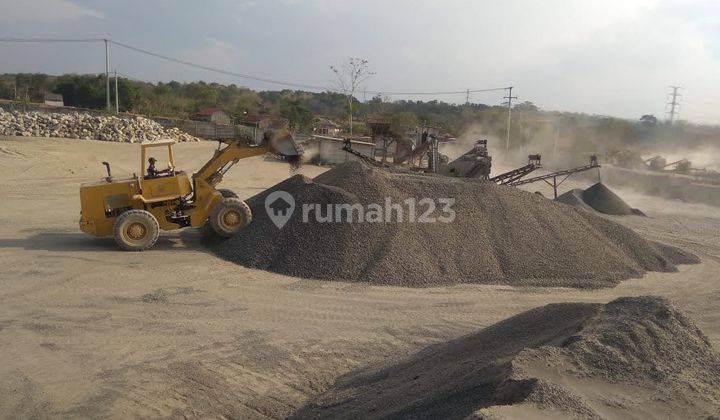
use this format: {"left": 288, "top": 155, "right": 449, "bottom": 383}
{"left": 213, "top": 162, "right": 697, "bottom": 287}
{"left": 295, "top": 296, "right": 720, "bottom": 419}
{"left": 557, "top": 183, "right": 644, "bottom": 216}
{"left": 0, "top": 109, "right": 200, "bottom": 142}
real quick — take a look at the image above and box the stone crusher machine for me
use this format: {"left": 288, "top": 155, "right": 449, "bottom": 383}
{"left": 440, "top": 139, "right": 493, "bottom": 179}
{"left": 438, "top": 139, "right": 542, "bottom": 183}
{"left": 78, "top": 131, "right": 302, "bottom": 251}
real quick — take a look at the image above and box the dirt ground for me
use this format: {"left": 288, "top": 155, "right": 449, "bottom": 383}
{"left": 1, "top": 136, "right": 719, "bottom": 418}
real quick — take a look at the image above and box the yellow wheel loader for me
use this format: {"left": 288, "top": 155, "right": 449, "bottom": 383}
{"left": 79, "top": 131, "right": 301, "bottom": 251}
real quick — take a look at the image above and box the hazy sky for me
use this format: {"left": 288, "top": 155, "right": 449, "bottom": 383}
{"left": 1, "top": 0, "right": 719, "bottom": 123}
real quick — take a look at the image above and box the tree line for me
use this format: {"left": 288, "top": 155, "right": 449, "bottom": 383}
{"left": 1, "top": 72, "right": 717, "bottom": 161}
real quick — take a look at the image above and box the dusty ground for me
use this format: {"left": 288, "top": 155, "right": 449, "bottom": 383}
{"left": 0, "top": 136, "right": 719, "bottom": 418}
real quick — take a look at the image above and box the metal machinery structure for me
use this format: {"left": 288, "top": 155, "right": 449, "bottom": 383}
{"left": 441, "top": 139, "right": 494, "bottom": 179}
{"left": 79, "top": 131, "right": 301, "bottom": 251}
{"left": 489, "top": 154, "right": 543, "bottom": 185}
{"left": 342, "top": 139, "right": 390, "bottom": 167}
{"left": 645, "top": 155, "right": 668, "bottom": 171}
{"left": 507, "top": 156, "right": 601, "bottom": 198}
{"left": 664, "top": 159, "right": 692, "bottom": 174}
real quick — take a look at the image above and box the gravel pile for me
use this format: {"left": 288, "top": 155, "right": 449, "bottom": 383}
{"left": 557, "top": 182, "right": 644, "bottom": 216}
{"left": 0, "top": 109, "right": 199, "bottom": 142}
{"left": 214, "top": 161, "right": 698, "bottom": 287}
{"left": 295, "top": 296, "right": 720, "bottom": 419}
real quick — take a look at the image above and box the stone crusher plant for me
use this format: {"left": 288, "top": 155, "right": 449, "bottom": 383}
{"left": 0, "top": 108, "right": 200, "bottom": 143}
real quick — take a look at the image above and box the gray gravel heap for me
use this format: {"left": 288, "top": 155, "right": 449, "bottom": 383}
{"left": 295, "top": 296, "right": 720, "bottom": 419}
{"left": 214, "top": 161, "right": 698, "bottom": 287}
{"left": 557, "top": 183, "right": 644, "bottom": 216}
{"left": 0, "top": 108, "right": 199, "bottom": 142}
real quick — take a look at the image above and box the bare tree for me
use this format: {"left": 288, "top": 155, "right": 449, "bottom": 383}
{"left": 331, "top": 58, "right": 374, "bottom": 135}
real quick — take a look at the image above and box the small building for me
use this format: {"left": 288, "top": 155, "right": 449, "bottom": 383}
{"left": 193, "top": 107, "right": 231, "bottom": 124}
{"left": 314, "top": 118, "right": 342, "bottom": 136}
{"left": 306, "top": 135, "right": 376, "bottom": 165}
{"left": 239, "top": 115, "right": 289, "bottom": 143}
{"left": 44, "top": 93, "right": 64, "bottom": 107}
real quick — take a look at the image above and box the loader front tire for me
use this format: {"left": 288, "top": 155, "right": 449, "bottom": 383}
{"left": 209, "top": 198, "right": 252, "bottom": 237}
{"left": 114, "top": 210, "right": 160, "bottom": 251}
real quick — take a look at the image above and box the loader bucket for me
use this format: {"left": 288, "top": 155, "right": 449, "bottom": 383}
{"left": 264, "top": 129, "right": 303, "bottom": 168}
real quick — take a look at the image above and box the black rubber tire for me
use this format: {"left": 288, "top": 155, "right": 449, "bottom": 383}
{"left": 113, "top": 209, "right": 160, "bottom": 251}
{"left": 217, "top": 189, "right": 239, "bottom": 199}
{"left": 209, "top": 197, "right": 252, "bottom": 237}
{"left": 200, "top": 190, "right": 240, "bottom": 239}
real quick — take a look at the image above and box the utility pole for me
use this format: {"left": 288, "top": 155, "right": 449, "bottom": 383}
{"left": 465, "top": 89, "right": 470, "bottom": 105}
{"left": 503, "top": 86, "right": 517, "bottom": 152}
{"left": 553, "top": 124, "right": 560, "bottom": 162}
{"left": 114, "top": 70, "right": 119, "bottom": 114}
{"left": 667, "top": 85, "right": 681, "bottom": 124}
{"left": 104, "top": 39, "right": 111, "bottom": 112}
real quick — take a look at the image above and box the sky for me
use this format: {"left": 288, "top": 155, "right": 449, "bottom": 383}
{"left": 1, "top": 0, "right": 720, "bottom": 124}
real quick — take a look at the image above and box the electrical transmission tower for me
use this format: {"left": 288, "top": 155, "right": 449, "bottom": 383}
{"left": 667, "top": 86, "right": 681, "bottom": 123}
{"left": 503, "top": 86, "right": 517, "bottom": 152}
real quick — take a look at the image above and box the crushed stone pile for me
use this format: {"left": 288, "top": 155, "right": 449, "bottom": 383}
{"left": 0, "top": 108, "right": 199, "bottom": 142}
{"left": 213, "top": 162, "right": 698, "bottom": 287}
{"left": 295, "top": 296, "right": 720, "bottom": 419}
{"left": 557, "top": 182, "right": 644, "bottom": 216}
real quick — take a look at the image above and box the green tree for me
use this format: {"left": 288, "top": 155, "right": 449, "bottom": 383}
{"left": 54, "top": 75, "right": 106, "bottom": 109}
{"left": 279, "top": 96, "right": 313, "bottom": 132}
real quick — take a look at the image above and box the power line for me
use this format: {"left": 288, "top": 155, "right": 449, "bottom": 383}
{"left": 365, "top": 87, "right": 508, "bottom": 96}
{"left": 108, "top": 39, "right": 332, "bottom": 91}
{"left": 0, "top": 37, "right": 330, "bottom": 90}
{"left": 113, "top": 40, "right": 505, "bottom": 96}
{"left": 0, "top": 37, "right": 102, "bottom": 43}
{"left": 0, "top": 37, "right": 511, "bottom": 98}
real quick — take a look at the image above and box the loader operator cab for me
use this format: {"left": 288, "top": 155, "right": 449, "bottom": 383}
{"left": 137, "top": 140, "right": 192, "bottom": 203}
{"left": 142, "top": 141, "right": 175, "bottom": 180}
{"left": 147, "top": 157, "right": 172, "bottom": 178}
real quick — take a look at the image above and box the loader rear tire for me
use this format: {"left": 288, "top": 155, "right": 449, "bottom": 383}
{"left": 209, "top": 198, "right": 252, "bottom": 237}
{"left": 217, "top": 189, "right": 239, "bottom": 199}
{"left": 114, "top": 210, "right": 160, "bottom": 251}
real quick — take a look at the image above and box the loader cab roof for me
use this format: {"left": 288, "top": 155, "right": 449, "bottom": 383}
{"left": 141, "top": 139, "right": 176, "bottom": 149}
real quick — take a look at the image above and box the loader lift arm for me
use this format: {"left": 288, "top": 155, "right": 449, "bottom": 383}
{"left": 192, "top": 138, "right": 268, "bottom": 197}
{"left": 186, "top": 131, "right": 302, "bottom": 227}
{"left": 192, "top": 131, "right": 301, "bottom": 199}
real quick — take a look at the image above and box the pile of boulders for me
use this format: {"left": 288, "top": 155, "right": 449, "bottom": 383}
{"left": 0, "top": 108, "right": 200, "bottom": 142}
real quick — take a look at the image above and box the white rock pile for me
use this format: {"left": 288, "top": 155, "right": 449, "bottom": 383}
{"left": 0, "top": 109, "right": 200, "bottom": 143}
